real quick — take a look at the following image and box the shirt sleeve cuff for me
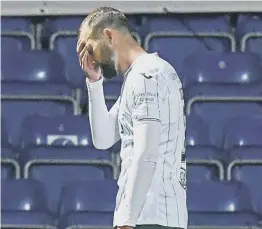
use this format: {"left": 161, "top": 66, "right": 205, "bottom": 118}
{"left": 86, "top": 77, "right": 103, "bottom": 89}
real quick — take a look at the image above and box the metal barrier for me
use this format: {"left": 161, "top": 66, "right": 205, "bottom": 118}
{"left": 1, "top": 94, "right": 81, "bottom": 115}
{"left": 227, "top": 159, "right": 262, "bottom": 181}
{"left": 144, "top": 32, "right": 236, "bottom": 52}
{"left": 187, "top": 159, "right": 225, "bottom": 180}
{"left": 241, "top": 32, "right": 262, "bottom": 52}
{"left": 0, "top": 157, "right": 21, "bottom": 179}
{"left": 1, "top": 31, "right": 36, "bottom": 50}
{"left": 186, "top": 96, "right": 262, "bottom": 116}
{"left": 24, "top": 159, "right": 118, "bottom": 180}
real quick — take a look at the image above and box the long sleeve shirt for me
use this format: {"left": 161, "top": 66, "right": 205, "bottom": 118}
{"left": 86, "top": 52, "right": 188, "bottom": 229}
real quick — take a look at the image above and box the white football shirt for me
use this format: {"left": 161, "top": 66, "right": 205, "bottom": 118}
{"left": 86, "top": 53, "right": 187, "bottom": 229}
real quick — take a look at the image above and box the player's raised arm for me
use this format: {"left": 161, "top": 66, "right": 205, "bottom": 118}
{"left": 77, "top": 40, "right": 120, "bottom": 149}
{"left": 116, "top": 73, "right": 162, "bottom": 227}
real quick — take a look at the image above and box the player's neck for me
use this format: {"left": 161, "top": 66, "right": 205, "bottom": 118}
{"left": 116, "top": 37, "right": 147, "bottom": 75}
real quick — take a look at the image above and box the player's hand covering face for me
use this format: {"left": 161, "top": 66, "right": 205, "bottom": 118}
{"left": 77, "top": 38, "right": 117, "bottom": 80}
{"left": 77, "top": 40, "right": 102, "bottom": 82}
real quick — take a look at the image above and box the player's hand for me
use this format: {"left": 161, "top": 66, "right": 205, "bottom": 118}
{"left": 77, "top": 40, "right": 102, "bottom": 83}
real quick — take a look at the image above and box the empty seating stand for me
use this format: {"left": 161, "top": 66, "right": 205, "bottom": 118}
{"left": 1, "top": 50, "right": 80, "bottom": 146}
{"left": 144, "top": 15, "right": 236, "bottom": 74}
{"left": 1, "top": 12, "right": 262, "bottom": 229}
{"left": 19, "top": 114, "right": 116, "bottom": 215}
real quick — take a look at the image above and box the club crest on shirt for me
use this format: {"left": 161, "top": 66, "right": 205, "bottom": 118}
{"left": 179, "top": 167, "right": 187, "bottom": 190}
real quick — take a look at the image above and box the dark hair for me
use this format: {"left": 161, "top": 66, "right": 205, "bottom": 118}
{"left": 79, "top": 7, "right": 130, "bottom": 39}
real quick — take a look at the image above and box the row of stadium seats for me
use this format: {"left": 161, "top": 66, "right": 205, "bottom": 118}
{"left": 2, "top": 50, "right": 262, "bottom": 147}
{"left": 2, "top": 14, "right": 262, "bottom": 47}
{"left": 2, "top": 14, "right": 262, "bottom": 77}
{"left": 2, "top": 113, "right": 262, "bottom": 150}
{"left": 2, "top": 50, "right": 262, "bottom": 87}
{"left": 2, "top": 114, "right": 262, "bottom": 216}
{"left": 2, "top": 88, "right": 262, "bottom": 147}
{"left": 2, "top": 179, "right": 262, "bottom": 229}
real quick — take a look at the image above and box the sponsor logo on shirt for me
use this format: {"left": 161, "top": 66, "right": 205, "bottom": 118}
{"left": 136, "top": 92, "right": 157, "bottom": 104}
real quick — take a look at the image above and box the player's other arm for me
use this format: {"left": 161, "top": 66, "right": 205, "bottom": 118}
{"left": 78, "top": 40, "right": 120, "bottom": 149}
{"left": 117, "top": 74, "right": 161, "bottom": 227}
{"left": 86, "top": 78, "right": 121, "bottom": 149}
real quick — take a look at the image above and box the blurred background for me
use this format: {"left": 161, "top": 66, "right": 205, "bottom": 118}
{"left": 1, "top": 1, "right": 262, "bottom": 229}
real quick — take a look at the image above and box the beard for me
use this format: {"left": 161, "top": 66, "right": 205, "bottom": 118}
{"left": 101, "top": 63, "right": 118, "bottom": 80}
{"left": 98, "top": 41, "right": 118, "bottom": 80}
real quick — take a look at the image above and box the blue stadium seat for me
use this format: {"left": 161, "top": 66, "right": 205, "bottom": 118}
{"left": 1, "top": 37, "right": 29, "bottom": 52}
{"left": 237, "top": 14, "right": 262, "bottom": 24}
{"left": 186, "top": 114, "right": 214, "bottom": 146}
{"left": 224, "top": 115, "right": 262, "bottom": 215}
{"left": 103, "top": 76, "right": 123, "bottom": 99}
{"left": 2, "top": 50, "right": 66, "bottom": 83}
{"left": 45, "top": 17, "right": 85, "bottom": 89}
{"left": 186, "top": 115, "right": 224, "bottom": 181}
{"left": 186, "top": 84, "right": 262, "bottom": 149}
{"left": 236, "top": 14, "right": 262, "bottom": 58}
{"left": 1, "top": 118, "right": 11, "bottom": 147}
{"left": 1, "top": 148, "right": 20, "bottom": 179}
{"left": 59, "top": 180, "right": 117, "bottom": 228}
{"left": 1, "top": 118, "right": 20, "bottom": 179}
{"left": 1, "top": 17, "right": 35, "bottom": 50}
{"left": 144, "top": 15, "right": 231, "bottom": 32}
{"left": 188, "top": 180, "right": 260, "bottom": 227}
{"left": 228, "top": 149, "right": 262, "bottom": 216}
{"left": 20, "top": 115, "right": 93, "bottom": 147}
{"left": 48, "top": 16, "right": 84, "bottom": 31}
{"left": 1, "top": 179, "right": 54, "bottom": 228}
{"left": 20, "top": 115, "right": 115, "bottom": 215}
{"left": 51, "top": 36, "right": 85, "bottom": 88}
{"left": 1, "top": 51, "right": 76, "bottom": 147}
{"left": 223, "top": 115, "right": 262, "bottom": 149}
{"left": 126, "top": 15, "right": 145, "bottom": 37}
{"left": 1, "top": 17, "right": 32, "bottom": 32}
{"left": 144, "top": 15, "right": 234, "bottom": 74}
{"left": 236, "top": 14, "right": 262, "bottom": 36}
{"left": 146, "top": 37, "right": 230, "bottom": 76}
{"left": 183, "top": 52, "right": 262, "bottom": 88}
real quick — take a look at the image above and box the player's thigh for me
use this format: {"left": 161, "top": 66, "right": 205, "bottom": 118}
{"left": 136, "top": 225, "right": 184, "bottom": 229}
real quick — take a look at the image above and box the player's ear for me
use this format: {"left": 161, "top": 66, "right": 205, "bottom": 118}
{"left": 103, "top": 28, "right": 113, "bottom": 46}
